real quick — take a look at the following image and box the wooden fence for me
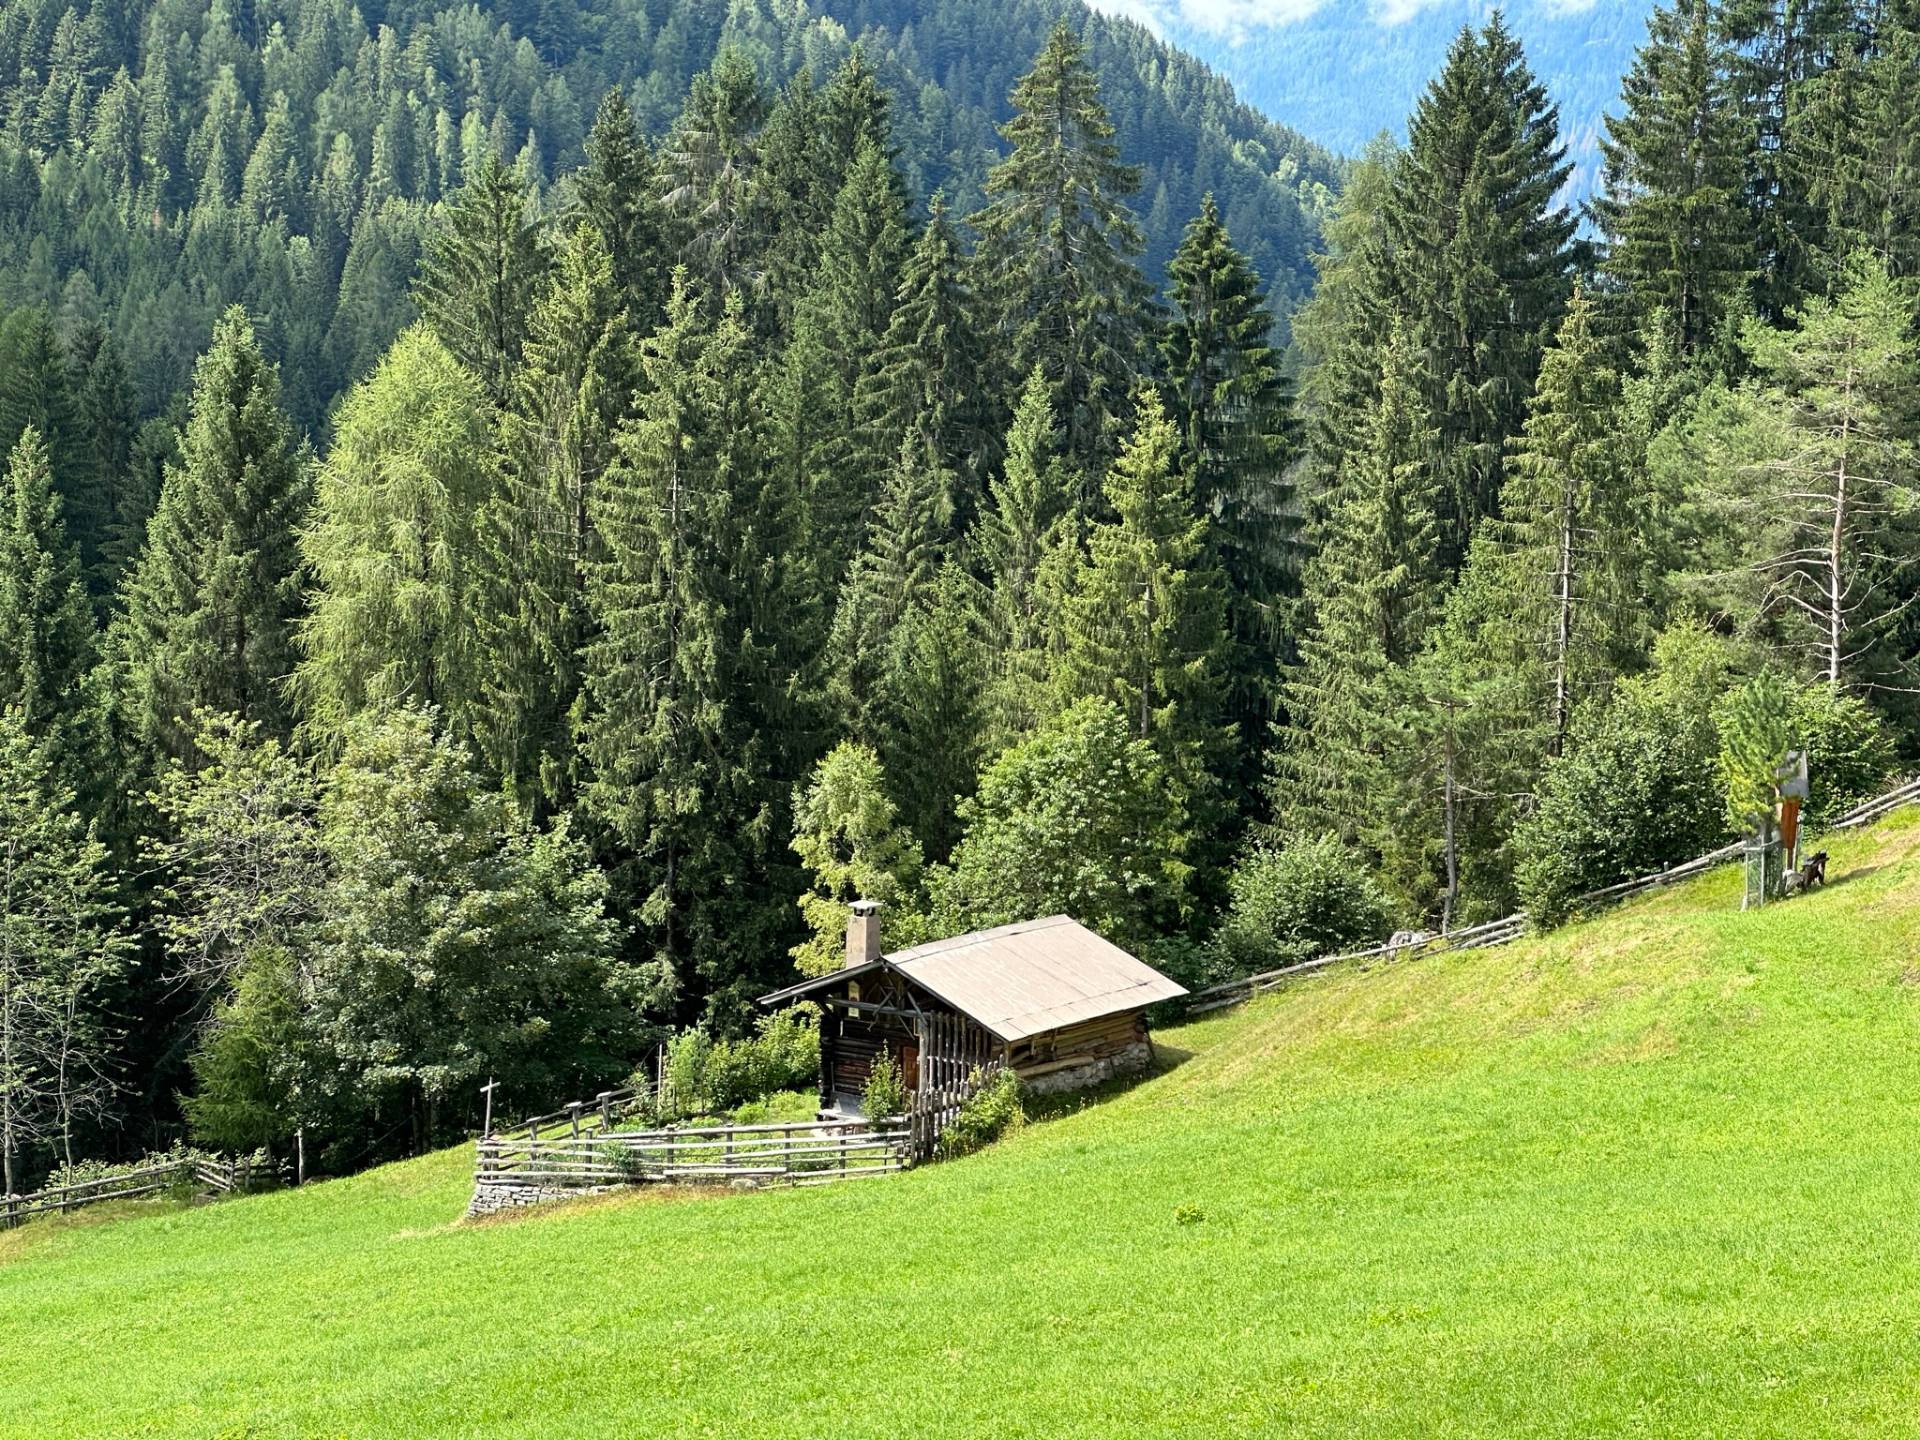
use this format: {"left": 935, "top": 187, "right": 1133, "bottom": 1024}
{"left": 2, "top": 1151, "right": 279, "bottom": 1227}
{"left": 474, "top": 1116, "right": 912, "bottom": 1198}
{"left": 1184, "top": 775, "right": 1920, "bottom": 1018}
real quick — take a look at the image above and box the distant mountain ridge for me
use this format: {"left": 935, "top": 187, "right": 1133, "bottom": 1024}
{"left": 1092, "top": 0, "right": 1655, "bottom": 195}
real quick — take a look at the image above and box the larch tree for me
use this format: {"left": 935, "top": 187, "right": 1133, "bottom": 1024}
{"left": 789, "top": 740, "right": 924, "bottom": 977}
{"left": 1719, "top": 253, "right": 1919, "bottom": 692}
{"left": 969, "top": 20, "right": 1153, "bottom": 476}
{"left": 0, "top": 711, "right": 128, "bottom": 1190}
{"left": 295, "top": 325, "right": 494, "bottom": 749}
{"left": 111, "top": 306, "right": 309, "bottom": 768}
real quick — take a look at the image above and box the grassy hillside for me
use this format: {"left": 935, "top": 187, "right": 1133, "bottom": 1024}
{"left": 7, "top": 812, "right": 1920, "bottom": 1437}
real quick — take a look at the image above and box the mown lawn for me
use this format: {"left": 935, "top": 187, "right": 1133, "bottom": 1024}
{"left": 6, "top": 814, "right": 1920, "bottom": 1438}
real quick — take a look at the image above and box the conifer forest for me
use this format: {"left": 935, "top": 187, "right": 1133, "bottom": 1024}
{"left": 0, "top": 0, "right": 1917, "bottom": 1184}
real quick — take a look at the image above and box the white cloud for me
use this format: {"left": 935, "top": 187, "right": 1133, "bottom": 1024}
{"left": 1371, "top": 0, "right": 1453, "bottom": 24}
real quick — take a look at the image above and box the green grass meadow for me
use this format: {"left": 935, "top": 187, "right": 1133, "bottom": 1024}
{"left": 7, "top": 813, "right": 1920, "bottom": 1437}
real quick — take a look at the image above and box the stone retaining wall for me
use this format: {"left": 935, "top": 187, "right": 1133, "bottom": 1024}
{"left": 467, "top": 1182, "right": 618, "bottom": 1218}
{"left": 1021, "top": 1040, "right": 1153, "bottom": 1096}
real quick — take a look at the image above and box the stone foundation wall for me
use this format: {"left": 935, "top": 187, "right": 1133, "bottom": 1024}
{"left": 467, "top": 1182, "right": 617, "bottom": 1218}
{"left": 1019, "top": 1040, "right": 1153, "bottom": 1097}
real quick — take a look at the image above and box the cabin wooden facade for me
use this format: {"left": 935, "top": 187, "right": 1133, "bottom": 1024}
{"left": 759, "top": 910, "right": 1189, "bottom": 1113}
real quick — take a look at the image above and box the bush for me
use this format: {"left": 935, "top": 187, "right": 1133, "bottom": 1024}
{"left": 936, "top": 1068, "right": 1024, "bottom": 1158}
{"left": 1786, "top": 685, "right": 1897, "bottom": 826}
{"left": 1517, "top": 632, "right": 1731, "bottom": 927}
{"left": 656, "top": 1008, "right": 821, "bottom": 1119}
{"left": 1215, "top": 835, "right": 1392, "bottom": 976}
{"left": 731, "top": 1090, "right": 820, "bottom": 1126}
{"left": 862, "top": 1047, "right": 907, "bottom": 1120}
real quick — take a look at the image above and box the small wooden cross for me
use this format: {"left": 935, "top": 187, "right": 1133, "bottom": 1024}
{"left": 480, "top": 1078, "right": 500, "bottom": 1138}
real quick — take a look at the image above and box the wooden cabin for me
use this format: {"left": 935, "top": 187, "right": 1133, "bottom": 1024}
{"left": 758, "top": 907, "right": 1189, "bottom": 1114}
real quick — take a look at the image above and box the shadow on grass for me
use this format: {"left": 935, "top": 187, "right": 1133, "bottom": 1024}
{"left": 1020, "top": 1043, "right": 1194, "bottom": 1125}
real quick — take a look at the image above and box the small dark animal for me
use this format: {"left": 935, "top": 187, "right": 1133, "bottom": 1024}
{"left": 1783, "top": 850, "right": 1829, "bottom": 896}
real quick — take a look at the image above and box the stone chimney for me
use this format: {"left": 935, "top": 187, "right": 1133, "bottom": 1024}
{"left": 847, "top": 899, "right": 883, "bottom": 968}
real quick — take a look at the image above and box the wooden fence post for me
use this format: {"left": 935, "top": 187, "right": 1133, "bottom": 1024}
{"left": 296, "top": 1128, "right": 305, "bottom": 1187}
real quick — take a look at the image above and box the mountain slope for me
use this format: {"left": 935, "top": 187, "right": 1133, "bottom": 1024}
{"left": 0, "top": 0, "right": 1341, "bottom": 431}
{"left": 6, "top": 808, "right": 1920, "bottom": 1437}
{"left": 1100, "top": 0, "right": 1654, "bottom": 196}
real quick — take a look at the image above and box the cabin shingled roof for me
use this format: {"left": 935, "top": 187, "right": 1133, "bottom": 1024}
{"left": 758, "top": 915, "right": 1188, "bottom": 1043}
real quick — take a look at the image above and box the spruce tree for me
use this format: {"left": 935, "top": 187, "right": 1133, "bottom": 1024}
{"left": 1490, "top": 288, "right": 1641, "bottom": 753}
{"left": 1593, "top": 0, "right": 1756, "bottom": 359}
{"left": 1057, "top": 387, "right": 1227, "bottom": 808}
{"left": 974, "top": 368, "right": 1077, "bottom": 752}
{"left": 1163, "top": 195, "right": 1301, "bottom": 800}
{"left": 575, "top": 87, "right": 668, "bottom": 338}
{"left": 656, "top": 47, "right": 769, "bottom": 308}
{"left": 853, "top": 195, "right": 989, "bottom": 531}
{"left": 72, "top": 328, "right": 137, "bottom": 599}
{"left": 776, "top": 136, "right": 912, "bottom": 591}
{"left": 827, "top": 432, "right": 953, "bottom": 743}
{"left": 414, "top": 153, "right": 550, "bottom": 407}
{"left": 474, "top": 222, "right": 633, "bottom": 806}
{"left": 970, "top": 21, "right": 1153, "bottom": 475}
{"left": 112, "top": 307, "right": 308, "bottom": 766}
{"left": 1386, "top": 17, "right": 1577, "bottom": 568}
{"left": 1276, "top": 321, "right": 1444, "bottom": 841}
{"left": 0, "top": 309, "right": 93, "bottom": 573}
{"left": 789, "top": 740, "right": 924, "bottom": 976}
{"left": 881, "top": 562, "right": 989, "bottom": 863}
{"left": 295, "top": 325, "right": 494, "bottom": 748}
{"left": 0, "top": 427, "right": 96, "bottom": 785}
{"left": 577, "top": 279, "right": 805, "bottom": 1016}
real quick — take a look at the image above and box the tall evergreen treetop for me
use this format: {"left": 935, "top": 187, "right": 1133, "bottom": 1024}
{"left": 415, "top": 153, "right": 550, "bottom": 408}
{"left": 1387, "top": 15, "right": 1578, "bottom": 568}
{"left": 0, "top": 426, "right": 95, "bottom": 783}
{"left": 970, "top": 21, "right": 1153, "bottom": 473}
{"left": 113, "top": 306, "right": 309, "bottom": 766}
{"left": 575, "top": 87, "right": 667, "bottom": 338}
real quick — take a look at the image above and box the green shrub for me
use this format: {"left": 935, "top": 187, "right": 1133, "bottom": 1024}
{"left": 1517, "top": 634, "right": 1731, "bottom": 927}
{"left": 731, "top": 1090, "right": 820, "bottom": 1126}
{"left": 1216, "top": 835, "right": 1391, "bottom": 976}
{"left": 936, "top": 1068, "right": 1023, "bottom": 1158}
{"left": 656, "top": 1009, "right": 822, "bottom": 1119}
{"left": 862, "top": 1048, "right": 907, "bottom": 1120}
{"left": 1786, "top": 685, "right": 1898, "bottom": 826}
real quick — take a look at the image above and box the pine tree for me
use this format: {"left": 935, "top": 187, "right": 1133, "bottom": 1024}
{"left": 0, "top": 427, "right": 95, "bottom": 787}
{"left": 1276, "top": 321, "right": 1445, "bottom": 841}
{"left": 1163, "top": 195, "right": 1301, "bottom": 802}
{"left": 755, "top": 68, "right": 832, "bottom": 326}
{"left": 1593, "top": 0, "right": 1756, "bottom": 359}
{"left": 72, "top": 328, "right": 137, "bottom": 599}
{"left": 295, "top": 325, "right": 494, "bottom": 747}
{"left": 414, "top": 153, "right": 550, "bottom": 406}
{"left": 575, "top": 87, "right": 668, "bottom": 337}
{"left": 112, "top": 307, "right": 309, "bottom": 767}
{"left": 970, "top": 21, "right": 1153, "bottom": 474}
{"left": 1058, "top": 387, "right": 1227, "bottom": 807}
{"left": 474, "top": 222, "right": 633, "bottom": 806}
{"left": 1387, "top": 17, "right": 1577, "bottom": 568}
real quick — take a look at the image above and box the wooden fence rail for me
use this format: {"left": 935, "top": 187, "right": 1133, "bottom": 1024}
{"left": 2, "top": 1151, "right": 283, "bottom": 1227}
{"left": 1184, "top": 775, "right": 1920, "bottom": 1018}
